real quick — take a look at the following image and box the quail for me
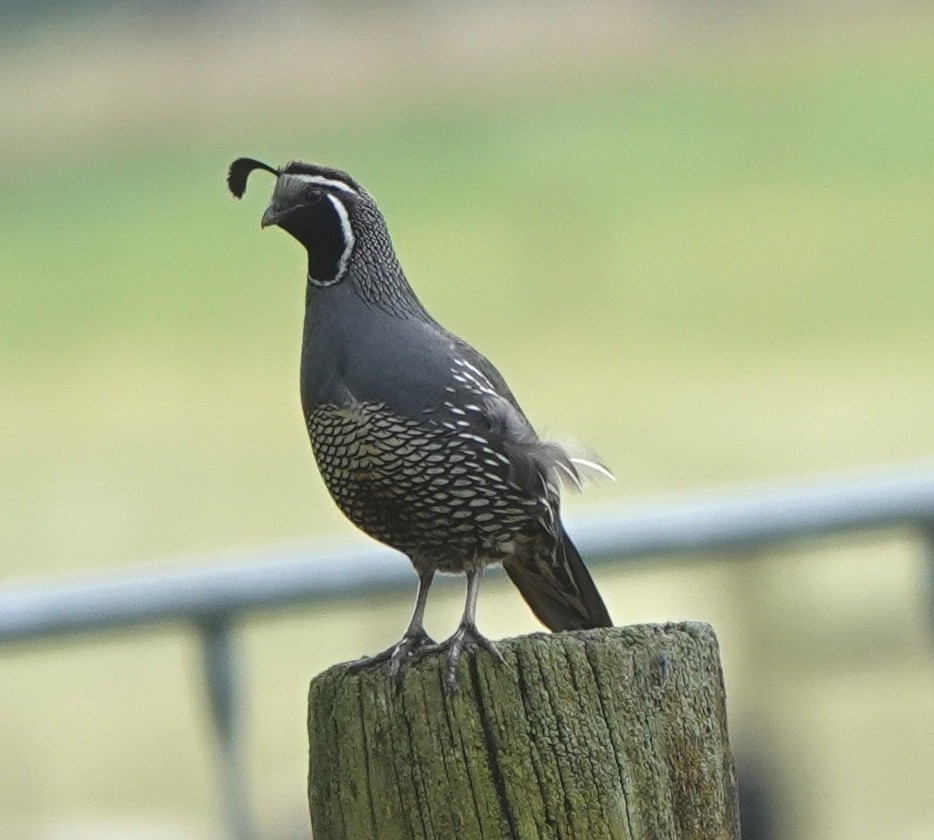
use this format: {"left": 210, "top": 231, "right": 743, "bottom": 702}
{"left": 227, "top": 157, "right": 613, "bottom": 689}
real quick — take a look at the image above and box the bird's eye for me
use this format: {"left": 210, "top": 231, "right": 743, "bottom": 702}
{"left": 304, "top": 189, "right": 323, "bottom": 205}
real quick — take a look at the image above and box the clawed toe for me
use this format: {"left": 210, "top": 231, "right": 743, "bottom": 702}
{"left": 387, "top": 630, "right": 436, "bottom": 681}
{"left": 346, "top": 622, "right": 504, "bottom": 693}
{"left": 346, "top": 629, "right": 436, "bottom": 682}
{"left": 424, "top": 622, "right": 505, "bottom": 693}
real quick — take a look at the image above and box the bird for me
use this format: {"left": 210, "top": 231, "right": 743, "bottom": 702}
{"left": 227, "top": 156, "right": 613, "bottom": 690}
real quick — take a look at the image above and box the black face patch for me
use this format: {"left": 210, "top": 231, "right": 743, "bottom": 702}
{"left": 278, "top": 194, "right": 353, "bottom": 286}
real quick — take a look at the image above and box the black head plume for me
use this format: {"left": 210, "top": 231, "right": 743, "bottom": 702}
{"left": 227, "top": 157, "right": 279, "bottom": 199}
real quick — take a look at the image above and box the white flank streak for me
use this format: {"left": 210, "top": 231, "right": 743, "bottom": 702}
{"left": 570, "top": 457, "right": 616, "bottom": 481}
{"left": 460, "top": 358, "right": 494, "bottom": 387}
{"left": 292, "top": 174, "right": 359, "bottom": 196}
{"left": 327, "top": 194, "right": 355, "bottom": 282}
{"left": 451, "top": 362, "right": 497, "bottom": 397}
{"left": 555, "top": 460, "right": 585, "bottom": 491}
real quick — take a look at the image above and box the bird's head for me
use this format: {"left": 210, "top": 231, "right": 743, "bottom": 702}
{"left": 227, "top": 157, "right": 370, "bottom": 287}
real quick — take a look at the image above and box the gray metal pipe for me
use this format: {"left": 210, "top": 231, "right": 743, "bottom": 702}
{"left": 2, "top": 462, "right": 933, "bottom": 645}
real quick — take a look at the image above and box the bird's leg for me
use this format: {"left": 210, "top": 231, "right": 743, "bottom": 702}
{"left": 387, "top": 568, "right": 437, "bottom": 679}
{"left": 430, "top": 565, "right": 506, "bottom": 693}
{"left": 347, "top": 569, "right": 436, "bottom": 680}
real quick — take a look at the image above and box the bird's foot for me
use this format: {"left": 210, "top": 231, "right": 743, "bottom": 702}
{"left": 346, "top": 628, "right": 436, "bottom": 683}
{"left": 424, "top": 621, "right": 506, "bottom": 694}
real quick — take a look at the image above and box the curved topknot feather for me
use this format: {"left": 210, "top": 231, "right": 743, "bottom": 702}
{"left": 227, "top": 157, "right": 278, "bottom": 199}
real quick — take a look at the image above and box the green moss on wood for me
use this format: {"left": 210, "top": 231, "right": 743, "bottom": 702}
{"left": 308, "top": 623, "right": 740, "bottom": 840}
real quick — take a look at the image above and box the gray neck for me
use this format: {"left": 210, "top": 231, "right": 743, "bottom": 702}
{"left": 340, "top": 210, "right": 432, "bottom": 321}
{"left": 342, "top": 256, "right": 430, "bottom": 321}
{"left": 300, "top": 274, "right": 438, "bottom": 413}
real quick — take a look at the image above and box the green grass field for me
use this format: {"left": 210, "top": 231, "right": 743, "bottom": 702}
{"left": 1, "top": 8, "right": 933, "bottom": 838}
{"left": 3, "top": 19, "right": 932, "bottom": 579}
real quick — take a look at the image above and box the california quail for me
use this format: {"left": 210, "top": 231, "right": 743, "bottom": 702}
{"left": 227, "top": 157, "right": 613, "bottom": 689}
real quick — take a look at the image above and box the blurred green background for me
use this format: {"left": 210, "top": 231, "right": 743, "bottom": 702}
{"left": 1, "top": 2, "right": 933, "bottom": 838}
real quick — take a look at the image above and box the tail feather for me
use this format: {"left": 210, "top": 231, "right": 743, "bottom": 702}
{"left": 504, "top": 526, "right": 612, "bottom": 631}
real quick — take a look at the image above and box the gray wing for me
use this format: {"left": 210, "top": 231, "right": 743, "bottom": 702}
{"left": 445, "top": 337, "right": 613, "bottom": 630}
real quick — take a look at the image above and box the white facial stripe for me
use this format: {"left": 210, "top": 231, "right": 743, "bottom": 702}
{"left": 291, "top": 173, "right": 359, "bottom": 196}
{"left": 323, "top": 193, "right": 355, "bottom": 284}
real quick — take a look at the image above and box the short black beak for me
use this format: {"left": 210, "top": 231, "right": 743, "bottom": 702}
{"left": 261, "top": 204, "right": 283, "bottom": 229}
{"left": 260, "top": 173, "right": 308, "bottom": 229}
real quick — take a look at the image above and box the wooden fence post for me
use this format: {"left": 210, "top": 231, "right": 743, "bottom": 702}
{"left": 308, "top": 622, "right": 740, "bottom": 840}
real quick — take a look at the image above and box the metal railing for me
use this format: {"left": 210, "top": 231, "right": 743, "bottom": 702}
{"left": 2, "top": 462, "right": 934, "bottom": 839}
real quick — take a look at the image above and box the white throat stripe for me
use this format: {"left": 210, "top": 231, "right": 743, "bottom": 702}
{"left": 324, "top": 193, "right": 355, "bottom": 284}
